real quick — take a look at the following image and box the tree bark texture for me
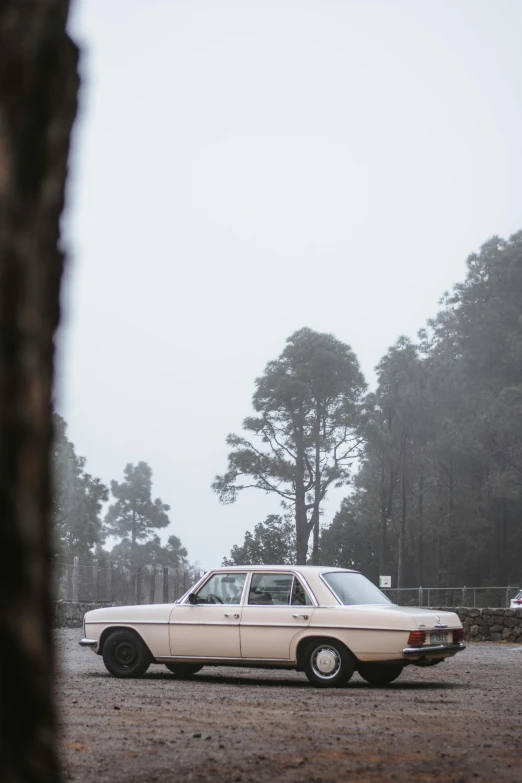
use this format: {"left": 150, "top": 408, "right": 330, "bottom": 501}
{"left": 379, "top": 458, "right": 388, "bottom": 576}
{"left": 416, "top": 474, "right": 424, "bottom": 586}
{"left": 397, "top": 466, "right": 407, "bottom": 590}
{"left": 294, "top": 413, "right": 308, "bottom": 564}
{"left": 0, "top": 2, "right": 78, "bottom": 781}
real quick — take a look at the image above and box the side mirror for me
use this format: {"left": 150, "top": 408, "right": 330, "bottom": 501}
{"left": 188, "top": 593, "right": 197, "bottom": 605}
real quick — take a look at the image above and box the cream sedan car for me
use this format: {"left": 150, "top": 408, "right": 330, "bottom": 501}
{"left": 80, "top": 566, "right": 465, "bottom": 687}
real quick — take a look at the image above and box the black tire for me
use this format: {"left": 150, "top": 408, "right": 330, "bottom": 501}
{"left": 165, "top": 663, "right": 203, "bottom": 678}
{"left": 102, "top": 630, "right": 151, "bottom": 678}
{"left": 357, "top": 663, "right": 403, "bottom": 686}
{"left": 302, "top": 640, "right": 355, "bottom": 688}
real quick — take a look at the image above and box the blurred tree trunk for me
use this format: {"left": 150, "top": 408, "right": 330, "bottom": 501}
{"left": 0, "top": 2, "right": 78, "bottom": 782}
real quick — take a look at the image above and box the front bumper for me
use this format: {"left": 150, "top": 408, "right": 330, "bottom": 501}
{"left": 79, "top": 638, "right": 97, "bottom": 647}
{"left": 403, "top": 643, "right": 466, "bottom": 658}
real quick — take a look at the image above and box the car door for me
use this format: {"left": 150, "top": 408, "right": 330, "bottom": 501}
{"left": 169, "top": 571, "right": 247, "bottom": 658}
{"left": 240, "top": 572, "right": 314, "bottom": 659}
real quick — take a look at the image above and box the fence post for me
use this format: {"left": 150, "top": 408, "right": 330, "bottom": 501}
{"left": 418, "top": 586, "right": 423, "bottom": 606}
{"left": 183, "top": 570, "right": 188, "bottom": 595}
{"left": 506, "top": 586, "right": 511, "bottom": 608}
{"left": 427, "top": 588, "right": 430, "bottom": 608}
{"left": 150, "top": 567, "right": 156, "bottom": 604}
{"left": 462, "top": 586, "right": 467, "bottom": 606}
{"left": 72, "top": 556, "right": 79, "bottom": 602}
{"left": 136, "top": 567, "right": 142, "bottom": 604}
{"left": 108, "top": 562, "right": 113, "bottom": 602}
{"left": 473, "top": 588, "right": 476, "bottom": 608}
{"left": 163, "top": 567, "right": 169, "bottom": 603}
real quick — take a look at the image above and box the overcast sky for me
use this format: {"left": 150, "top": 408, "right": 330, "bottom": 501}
{"left": 60, "top": 0, "right": 522, "bottom": 568}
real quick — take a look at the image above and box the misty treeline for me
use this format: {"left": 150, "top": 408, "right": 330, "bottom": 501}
{"left": 218, "top": 231, "right": 522, "bottom": 588}
{"left": 53, "top": 415, "right": 189, "bottom": 570}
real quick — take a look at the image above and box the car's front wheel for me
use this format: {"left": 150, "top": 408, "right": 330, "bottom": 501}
{"left": 357, "top": 663, "right": 404, "bottom": 686}
{"left": 165, "top": 663, "right": 203, "bottom": 678}
{"left": 302, "top": 640, "right": 355, "bottom": 688}
{"left": 102, "top": 630, "right": 151, "bottom": 678}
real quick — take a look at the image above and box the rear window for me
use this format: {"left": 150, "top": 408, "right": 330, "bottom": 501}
{"left": 322, "top": 572, "right": 392, "bottom": 605}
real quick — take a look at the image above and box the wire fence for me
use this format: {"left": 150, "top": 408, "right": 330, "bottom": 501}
{"left": 381, "top": 586, "right": 521, "bottom": 609}
{"left": 54, "top": 558, "right": 202, "bottom": 605}
{"left": 54, "top": 559, "right": 521, "bottom": 609}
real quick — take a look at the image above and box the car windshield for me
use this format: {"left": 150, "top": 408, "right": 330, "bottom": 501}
{"left": 322, "top": 572, "right": 392, "bottom": 605}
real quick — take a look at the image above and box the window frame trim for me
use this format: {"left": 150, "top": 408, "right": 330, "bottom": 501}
{"left": 181, "top": 568, "right": 319, "bottom": 608}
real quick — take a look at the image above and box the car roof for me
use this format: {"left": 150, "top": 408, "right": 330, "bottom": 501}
{"left": 210, "top": 565, "right": 357, "bottom": 575}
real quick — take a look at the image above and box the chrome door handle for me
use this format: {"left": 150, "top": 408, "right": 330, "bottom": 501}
{"left": 292, "top": 614, "right": 309, "bottom": 619}
{"left": 224, "top": 613, "right": 239, "bottom": 618}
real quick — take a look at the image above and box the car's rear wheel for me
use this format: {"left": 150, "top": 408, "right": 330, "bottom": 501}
{"left": 357, "top": 663, "right": 403, "bottom": 686}
{"left": 165, "top": 663, "right": 203, "bottom": 678}
{"left": 302, "top": 640, "right": 355, "bottom": 688}
{"left": 102, "top": 630, "right": 151, "bottom": 678}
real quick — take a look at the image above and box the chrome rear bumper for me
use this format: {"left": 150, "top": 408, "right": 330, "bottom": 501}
{"left": 403, "top": 643, "right": 466, "bottom": 657}
{"left": 79, "top": 638, "right": 97, "bottom": 647}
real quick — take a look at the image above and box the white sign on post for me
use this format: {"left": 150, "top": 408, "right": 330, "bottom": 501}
{"left": 379, "top": 575, "right": 391, "bottom": 588}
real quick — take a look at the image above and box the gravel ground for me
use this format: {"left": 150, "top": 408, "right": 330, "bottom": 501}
{"left": 56, "top": 629, "right": 522, "bottom": 783}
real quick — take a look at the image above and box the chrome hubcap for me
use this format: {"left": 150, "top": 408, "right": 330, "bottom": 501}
{"left": 311, "top": 645, "right": 341, "bottom": 679}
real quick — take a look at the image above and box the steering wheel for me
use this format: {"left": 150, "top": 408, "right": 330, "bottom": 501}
{"left": 206, "top": 593, "right": 224, "bottom": 604}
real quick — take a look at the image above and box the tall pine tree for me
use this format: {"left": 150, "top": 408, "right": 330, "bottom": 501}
{"left": 105, "top": 462, "right": 170, "bottom": 565}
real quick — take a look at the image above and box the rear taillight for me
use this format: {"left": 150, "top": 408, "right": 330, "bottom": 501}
{"left": 407, "top": 631, "right": 426, "bottom": 647}
{"left": 453, "top": 628, "right": 465, "bottom": 643}
{"left": 514, "top": 600, "right": 522, "bottom": 605}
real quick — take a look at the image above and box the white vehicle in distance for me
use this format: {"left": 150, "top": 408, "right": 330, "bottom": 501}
{"left": 510, "top": 590, "right": 522, "bottom": 609}
{"left": 80, "top": 566, "right": 466, "bottom": 688}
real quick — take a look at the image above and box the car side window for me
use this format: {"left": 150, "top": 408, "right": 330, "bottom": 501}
{"left": 195, "top": 573, "right": 246, "bottom": 605}
{"left": 248, "top": 573, "right": 293, "bottom": 605}
{"left": 291, "top": 578, "right": 312, "bottom": 606}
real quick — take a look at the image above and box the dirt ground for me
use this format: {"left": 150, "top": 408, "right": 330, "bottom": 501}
{"left": 56, "top": 629, "right": 522, "bottom": 783}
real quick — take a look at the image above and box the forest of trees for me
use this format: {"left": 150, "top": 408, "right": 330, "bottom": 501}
{"left": 221, "top": 232, "right": 522, "bottom": 588}
{"left": 54, "top": 232, "right": 522, "bottom": 588}
{"left": 52, "top": 415, "right": 189, "bottom": 571}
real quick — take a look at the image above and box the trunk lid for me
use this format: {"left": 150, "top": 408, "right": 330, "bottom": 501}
{"left": 388, "top": 607, "right": 461, "bottom": 629}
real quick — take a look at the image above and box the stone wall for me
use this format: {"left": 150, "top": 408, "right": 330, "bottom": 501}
{"left": 54, "top": 601, "right": 116, "bottom": 628}
{"left": 443, "top": 607, "right": 522, "bottom": 642}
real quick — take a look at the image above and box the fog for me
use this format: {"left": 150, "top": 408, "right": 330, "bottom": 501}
{"left": 59, "top": 0, "right": 522, "bottom": 567}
